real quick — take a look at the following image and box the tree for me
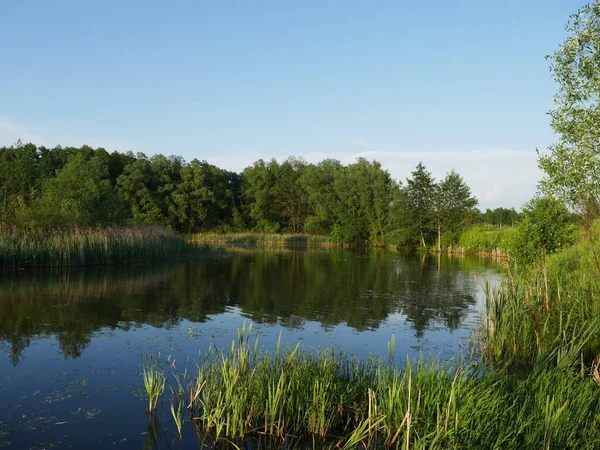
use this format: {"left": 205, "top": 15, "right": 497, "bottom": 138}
{"left": 273, "top": 157, "right": 310, "bottom": 233}
{"left": 511, "top": 197, "right": 575, "bottom": 265}
{"left": 538, "top": 2, "right": 600, "bottom": 213}
{"left": 117, "top": 154, "right": 183, "bottom": 228}
{"left": 242, "top": 159, "right": 281, "bottom": 232}
{"left": 433, "top": 171, "right": 478, "bottom": 251}
{"left": 404, "top": 163, "right": 436, "bottom": 248}
{"left": 0, "top": 142, "right": 42, "bottom": 219}
{"left": 299, "top": 159, "right": 341, "bottom": 235}
{"left": 42, "top": 152, "right": 124, "bottom": 226}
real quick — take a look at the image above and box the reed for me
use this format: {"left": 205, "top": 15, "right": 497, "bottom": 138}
{"left": 482, "top": 244, "right": 600, "bottom": 371}
{"left": 0, "top": 224, "right": 195, "bottom": 269}
{"left": 187, "top": 232, "right": 340, "bottom": 247}
{"left": 142, "top": 354, "right": 166, "bottom": 414}
{"left": 142, "top": 324, "right": 600, "bottom": 449}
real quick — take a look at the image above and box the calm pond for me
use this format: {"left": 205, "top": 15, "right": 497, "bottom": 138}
{"left": 0, "top": 247, "right": 501, "bottom": 449}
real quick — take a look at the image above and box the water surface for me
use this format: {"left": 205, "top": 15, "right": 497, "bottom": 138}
{"left": 0, "top": 247, "right": 501, "bottom": 448}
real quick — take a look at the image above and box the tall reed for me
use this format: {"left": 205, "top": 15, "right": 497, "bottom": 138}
{"left": 143, "top": 323, "right": 600, "bottom": 449}
{"left": 187, "top": 232, "right": 340, "bottom": 247}
{"left": 0, "top": 224, "right": 194, "bottom": 269}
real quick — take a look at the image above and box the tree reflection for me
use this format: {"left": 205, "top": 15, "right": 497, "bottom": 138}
{"left": 0, "top": 249, "right": 499, "bottom": 364}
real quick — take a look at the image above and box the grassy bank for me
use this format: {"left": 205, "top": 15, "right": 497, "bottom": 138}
{"left": 188, "top": 232, "right": 341, "bottom": 247}
{"left": 142, "top": 325, "right": 600, "bottom": 449}
{"left": 142, "top": 225, "right": 600, "bottom": 448}
{"left": 482, "top": 224, "right": 600, "bottom": 370}
{"left": 0, "top": 225, "right": 194, "bottom": 269}
{"left": 189, "top": 227, "right": 516, "bottom": 257}
{"left": 446, "top": 224, "right": 515, "bottom": 256}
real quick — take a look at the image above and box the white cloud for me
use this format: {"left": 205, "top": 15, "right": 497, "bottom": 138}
{"left": 0, "top": 116, "right": 541, "bottom": 209}
{"left": 204, "top": 147, "right": 542, "bottom": 210}
{"left": 350, "top": 149, "right": 541, "bottom": 210}
{"left": 0, "top": 116, "right": 51, "bottom": 147}
{"left": 0, "top": 116, "right": 138, "bottom": 152}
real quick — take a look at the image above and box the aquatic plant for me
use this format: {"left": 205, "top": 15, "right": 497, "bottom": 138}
{"left": 0, "top": 225, "right": 194, "bottom": 269}
{"left": 142, "top": 354, "right": 166, "bottom": 414}
{"left": 142, "top": 324, "right": 600, "bottom": 449}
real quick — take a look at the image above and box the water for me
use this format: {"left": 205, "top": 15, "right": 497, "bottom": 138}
{"left": 0, "top": 246, "right": 502, "bottom": 449}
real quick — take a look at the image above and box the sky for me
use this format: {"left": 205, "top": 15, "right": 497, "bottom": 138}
{"left": 0, "top": 0, "right": 585, "bottom": 209}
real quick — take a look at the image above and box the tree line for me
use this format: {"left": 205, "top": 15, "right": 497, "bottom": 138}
{"left": 0, "top": 141, "right": 515, "bottom": 247}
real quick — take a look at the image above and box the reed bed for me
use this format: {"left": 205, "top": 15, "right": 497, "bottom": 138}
{"left": 482, "top": 225, "right": 600, "bottom": 371}
{"left": 0, "top": 225, "right": 194, "bottom": 269}
{"left": 188, "top": 232, "right": 341, "bottom": 247}
{"left": 142, "top": 323, "right": 600, "bottom": 449}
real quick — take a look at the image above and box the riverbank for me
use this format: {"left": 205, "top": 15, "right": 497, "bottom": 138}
{"left": 188, "top": 226, "right": 514, "bottom": 257}
{"left": 0, "top": 225, "right": 195, "bottom": 269}
{"left": 145, "top": 226, "right": 600, "bottom": 448}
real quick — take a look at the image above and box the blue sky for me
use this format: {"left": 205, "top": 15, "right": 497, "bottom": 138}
{"left": 0, "top": 1, "right": 583, "bottom": 209}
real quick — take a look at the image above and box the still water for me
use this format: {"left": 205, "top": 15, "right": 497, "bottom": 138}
{"left": 0, "top": 247, "right": 501, "bottom": 449}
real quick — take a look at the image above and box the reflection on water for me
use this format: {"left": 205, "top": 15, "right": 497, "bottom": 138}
{"left": 0, "top": 247, "right": 500, "bottom": 365}
{"left": 0, "top": 247, "right": 502, "bottom": 449}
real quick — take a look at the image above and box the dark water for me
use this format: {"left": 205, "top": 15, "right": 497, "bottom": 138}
{"left": 0, "top": 246, "right": 501, "bottom": 449}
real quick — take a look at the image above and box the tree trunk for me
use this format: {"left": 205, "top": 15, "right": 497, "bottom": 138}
{"left": 437, "top": 221, "right": 442, "bottom": 253}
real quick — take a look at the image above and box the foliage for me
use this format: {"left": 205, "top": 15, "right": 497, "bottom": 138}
{"left": 478, "top": 207, "right": 520, "bottom": 228}
{"left": 0, "top": 142, "right": 483, "bottom": 247}
{"left": 455, "top": 224, "right": 516, "bottom": 255}
{"left": 538, "top": 1, "right": 600, "bottom": 213}
{"left": 433, "top": 170, "right": 478, "bottom": 251}
{"left": 41, "top": 152, "right": 125, "bottom": 227}
{"left": 511, "top": 197, "right": 576, "bottom": 265}
{"left": 403, "top": 162, "right": 436, "bottom": 248}
{"left": 484, "top": 224, "right": 600, "bottom": 371}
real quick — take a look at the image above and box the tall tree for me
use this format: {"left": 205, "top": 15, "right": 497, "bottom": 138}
{"left": 273, "top": 157, "right": 310, "bottom": 233}
{"left": 242, "top": 159, "right": 281, "bottom": 232}
{"left": 299, "top": 159, "right": 341, "bottom": 235}
{"left": 42, "top": 152, "right": 124, "bottom": 226}
{"left": 405, "top": 163, "right": 436, "bottom": 248}
{"left": 538, "top": 2, "right": 600, "bottom": 213}
{"left": 433, "top": 170, "right": 478, "bottom": 251}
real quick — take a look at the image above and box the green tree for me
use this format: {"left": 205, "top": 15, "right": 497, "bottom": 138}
{"left": 538, "top": 2, "right": 600, "bottom": 213}
{"left": 273, "top": 157, "right": 310, "bottom": 233}
{"left": 404, "top": 162, "right": 436, "bottom": 248}
{"left": 42, "top": 152, "right": 124, "bottom": 226}
{"left": 117, "top": 154, "right": 183, "bottom": 228}
{"left": 299, "top": 159, "right": 341, "bottom": 235}
{"left": 433, "top": 170, "right": 478, "bottom": 251}
{"left": 242, "top": 159, "right": 281, "bottom": 232}
{"left": 329, "top": 158, "right": 398, "bottom": 244}
{"left": 511, "top": 197, "right": 575, "bottom": 265}
{"left": 170, "top": 159, "right": 212, "bottom": 231}
{"left": 0, "top": 142, "right": 42, "bottom": 220}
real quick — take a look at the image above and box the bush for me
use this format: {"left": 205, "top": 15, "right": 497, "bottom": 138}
{"left": 511, "top": 197, "right": 576, "bottom": 265}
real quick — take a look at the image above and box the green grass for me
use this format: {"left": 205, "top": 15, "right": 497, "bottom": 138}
{"left": 188, "top": 232, "right": 341, "bottom": 247}
{"left": 450, "top": 224, "right": 516, "bottom": 256}
{"left": 142, "top": 323, "right": 600, "bottom": 449}
{"left": 482, "top": 223, "right": 600, "bottom": 371}
{"left": 0, "top": 224, "right": 195, "bottom": 269}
